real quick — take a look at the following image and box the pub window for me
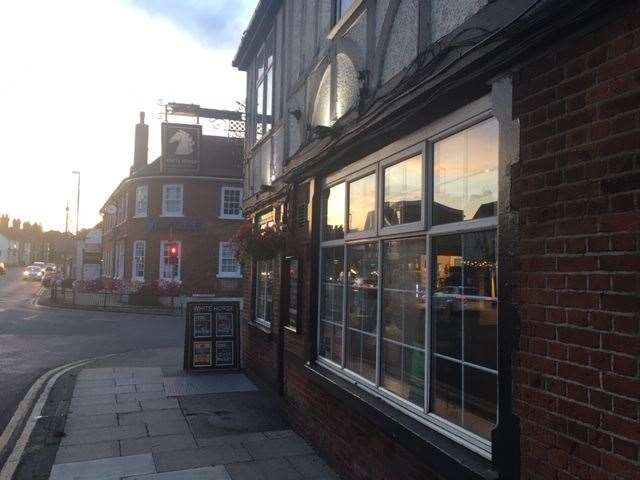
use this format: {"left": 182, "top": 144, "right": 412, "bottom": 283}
{"left": 162, "top": 184, "right": 183, "bottom": 216}
{"left": 221, "top": 187, "right": 243, "bottom": 219}
{"left": 135, "top": 185, "right": 148, "bottom": 217}
{"left": 255, "top": 259, "right": 274, "bottom": 327}
{"left": 252, "top": 31, "right": 274, "bottom": 144}
{"left": 160, "top": 240, "right": 181, "bottom": 281}
{"left": 218, "top": 242, "right": 241, "bottom": 278}
{"left": 317, "top": 114, "right": 499, "bottom": 456}
{"left": 285, "top": 257, "right": 300, "bottom": 331}
{"left": 132, "top": 240, "right": 145, "bottom": 281}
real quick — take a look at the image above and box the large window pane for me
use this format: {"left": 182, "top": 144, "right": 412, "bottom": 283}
{"left": 431, "top": 230, "right": 497, "bottom": 439}
{"left": 381, "top": 238, "right": 426, "bottom": 406}
{"left": 383, "top": 155, "right": 422, "bottom": 227}
{"left": 346, "top": 243, "right": 378, "bottom": 381}
{"left": 463, "top": 231, "right": 497, "bottom": 298}
{"left": 432, "top": 235, "right": 462, "bottom": 359}
{"left": 432, "top": 357, "right": 462, "bottom": 425}
{"left": 464, "top": 367, "right": 497, "bottom": 440}
{"left": 255, "top": 260, "right": 273, "bottom": 324}
{"left": 433, "top": 118, "right": 498, "bottom": 225}
{"left": 322, "top": 183, "right": 345, "bottom": 240}
{"left": 348, "top": 174, "right": 376, "bottom": 233}
{"left": 319, "top": 247, "right": 344, "bottom": 364}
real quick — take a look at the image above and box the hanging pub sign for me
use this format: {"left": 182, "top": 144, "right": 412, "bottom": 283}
{"left": 161, "top": 122, "right": 201, "bottom": 174}
{"left": 184, "top": 301, "right": 240, "bottom": 373}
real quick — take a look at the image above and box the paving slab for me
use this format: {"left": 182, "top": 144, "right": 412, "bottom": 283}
{"left": 224, "top": 458, "right": 303, "bottom": 480}
{"left": 242, "top": 437, "right": 314, "bottom": 460}
{"left": 119, "top": 409, "right": 184, "bottom": 426}
{"left": 196, "top": 433, "right": 267, "bottom": 448}
{"left": 263, "top": 430, "right": 297, "bottom": 439}
{"left": 73, "top": 384, "right": 137, "bottom": 396}
{"left": 127, "top": 465, "right": 231, "bottom": 479}
{"left": 117, "top": 376, "right": 164, "bottom": 386}
{"left": 120, "top": 434, "right": 197, "bottom": 456}
{"left": 163, "top": 375, "right": 257, "bottom": 397}
{"left": 49, "top": 453, "right": 156, "bottom": 480}
{"left": 147, "top": 419, "right": 191, "bottom": 437}
{"left": 54, "top": 441, "right": 120, "bottom": 465}
{"left": 154, "top": 445, "right": 252, "bottom": 472}
{"left": 70, "top": 394, "right": 117, "bottom": 407}
{"left": 61, "top": 424, "right": 148, "bottom": 446}
{"left": 118, "top": 391, "right": 167, "bottom": 403}
{"left": 140, "top": 398, "right": 179, "bottom": 411}
{"left": 180, "top": 391, "right": 288, "bottom": 439}
{"left": 75, "top": 378, "right": 117, "bottom": 388}
{"left": 65, "top": 413, "right": 118, "bottom": 431}
{"left": 286, "top": 454, "right": 339, "bottom": 479}
{"left": 69, "top": 401, "right": 141, "bottom": 415}
{"left": 136, "top": 383, "right": 165, "bottom": 393}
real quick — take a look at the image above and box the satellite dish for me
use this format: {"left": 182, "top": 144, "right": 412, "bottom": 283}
{"left": 105, "top": 204, "right": 117, "bottom": 214}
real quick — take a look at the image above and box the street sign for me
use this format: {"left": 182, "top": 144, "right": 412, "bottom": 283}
{"left": 184, "top": 301, "right": 240, "bottom": 373}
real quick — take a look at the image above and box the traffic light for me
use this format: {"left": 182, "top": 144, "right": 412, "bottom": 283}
{"left": 167, "top": 242, "right": 179, "bottom": 264}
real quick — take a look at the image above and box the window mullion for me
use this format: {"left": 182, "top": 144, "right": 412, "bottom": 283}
{"left": 341, "top": 243, "right": 347, "bottom": 368}
{"left": 424, "top": 233, "right": 432, "bottom": 414}
{"left": 375, "top": 239, "right": 382, "bottom": 387}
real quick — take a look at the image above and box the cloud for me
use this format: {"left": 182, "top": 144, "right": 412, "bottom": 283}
{"left": 127, "top": 0, "right": 257, "bottom": 48}
{"left": 0, "top": 0, "right": 254, "bottom": 232}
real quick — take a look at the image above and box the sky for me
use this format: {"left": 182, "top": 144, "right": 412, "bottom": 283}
{"left": 0, "top": 0, "right": 256, "bottom": 232}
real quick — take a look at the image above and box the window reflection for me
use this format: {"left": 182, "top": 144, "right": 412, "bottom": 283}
{"left": 381, "top": 238, "right": 426, "bottom": 406}
{"left": 346, "top": 243, "right": 378, "bottom": 381}
{"left": 323, "top": 183, "right": 345, "bottom": 240}
{"left": 431, "top": 230, "right": 497, "bottom": 439}
{"left": 433, "top": 118, "right": 498, "bottom": 225}
{"left": 384, "top": 155, "right": 422, "bottom": 227}
{"left": 348, "top": 174, "right": 376, "bottom": 233}
{"left": 319, "top": 247, "right": 344, "bottom": 364}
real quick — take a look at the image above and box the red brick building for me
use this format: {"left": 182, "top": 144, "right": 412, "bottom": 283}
{"left": 232, "top": 1, "right": 640, "bottom": 480}
{"left": 100, "top": 113, "right": 244, "bottom": 296}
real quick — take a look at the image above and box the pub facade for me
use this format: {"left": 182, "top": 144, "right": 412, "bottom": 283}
{"left": 233, "top": 1, "right": 640, "bottom": 479}
{"left": 100, "top": 112, "right": 245, "bottom": 296}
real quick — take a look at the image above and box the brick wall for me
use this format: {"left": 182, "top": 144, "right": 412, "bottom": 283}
{"left": 512, "top": 6, "right": 640, "bottom": 480}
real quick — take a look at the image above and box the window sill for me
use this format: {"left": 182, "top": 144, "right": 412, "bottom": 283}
{"left": 160, "top": 213, "right": 184, "bottom": 218}
{"left": 133, "top": 214, "right": 147, "bottom": 219}
{"left": 216, "top": 274, "right": 242, "bottom": 279}
{"left": 304, "top": 362, "right": 500, "bottom": 480}
{"left": 219, "top": 215, "right": 244, "bottom": 220}
{"left": 248, "top": 320, "right": 271, "bottom": 334}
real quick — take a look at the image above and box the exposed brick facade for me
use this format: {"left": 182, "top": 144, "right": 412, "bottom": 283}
{"left": 512, "top": 8, "right": 640, "bottom": 480}
{"left": 101, "top": 135, "right": 244, "bottom": 296}
{"left": 237, "top": 2, "right": 640, "bottom": 480}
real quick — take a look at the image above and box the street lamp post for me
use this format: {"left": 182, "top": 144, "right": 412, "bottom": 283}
{"left": 72, "top": 171, "right": 80, "bottom": 236}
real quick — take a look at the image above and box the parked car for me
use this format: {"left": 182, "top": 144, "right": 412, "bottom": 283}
{"left": 45, "top": 263, "right": 57, "bottom": 272}
{"left": 23, "top": 265, "right": 43, "bottom": 281}
{"left": 0, "top": 262, "right": 5, "bottom": 275}
{"left": 32, "top": 261, "right": 45, "bottom": 269}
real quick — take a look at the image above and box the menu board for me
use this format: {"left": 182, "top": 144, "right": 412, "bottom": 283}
{"left": 184, "top": 301, "right": 240, "bottom": 372}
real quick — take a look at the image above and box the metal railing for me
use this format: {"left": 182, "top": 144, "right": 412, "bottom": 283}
{"left": 49, "top": 285, "right": 184, "bottom": 315}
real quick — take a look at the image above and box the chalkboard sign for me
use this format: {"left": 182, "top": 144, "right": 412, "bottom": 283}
{"left": 184, "top": 301, "right": 240, "bottom": 372}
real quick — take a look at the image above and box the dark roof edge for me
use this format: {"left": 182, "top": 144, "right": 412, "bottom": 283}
{"left": 232, "top": 0, "right": 281, "bottom": 70}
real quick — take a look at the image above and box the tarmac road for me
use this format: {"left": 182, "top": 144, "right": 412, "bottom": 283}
{"left": 0, "top": 267, "right": 184, "bottom": 438}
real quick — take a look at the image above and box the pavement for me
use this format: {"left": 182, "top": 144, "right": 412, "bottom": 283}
{"left": 11, "top": 348, "right": 340, "bottom": 480}
{"left": 0, "top": 268, "right": 183, "bottom": 441}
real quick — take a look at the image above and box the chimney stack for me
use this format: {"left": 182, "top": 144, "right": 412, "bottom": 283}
{"left": 132, "top": 111, "right": 148, "bottom": 174}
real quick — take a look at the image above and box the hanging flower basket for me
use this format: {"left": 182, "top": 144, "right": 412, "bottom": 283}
{"left": 232, "top": 220, "right": 287, "bottom": 263}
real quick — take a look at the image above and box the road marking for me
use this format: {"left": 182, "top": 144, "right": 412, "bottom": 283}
{"left": 0, "top": 354, "right": 115, "bottom": 480}
{"left": 22, "top": 315, "right": 38, "bottom": 320}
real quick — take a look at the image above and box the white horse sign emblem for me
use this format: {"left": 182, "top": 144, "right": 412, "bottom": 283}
{"left": 161, "top": 123, "right": 201, "bottom": 174}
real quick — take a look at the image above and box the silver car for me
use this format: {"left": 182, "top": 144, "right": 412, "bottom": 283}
{"left": 23, "top": 266, "right": 43, "bottom": 281}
